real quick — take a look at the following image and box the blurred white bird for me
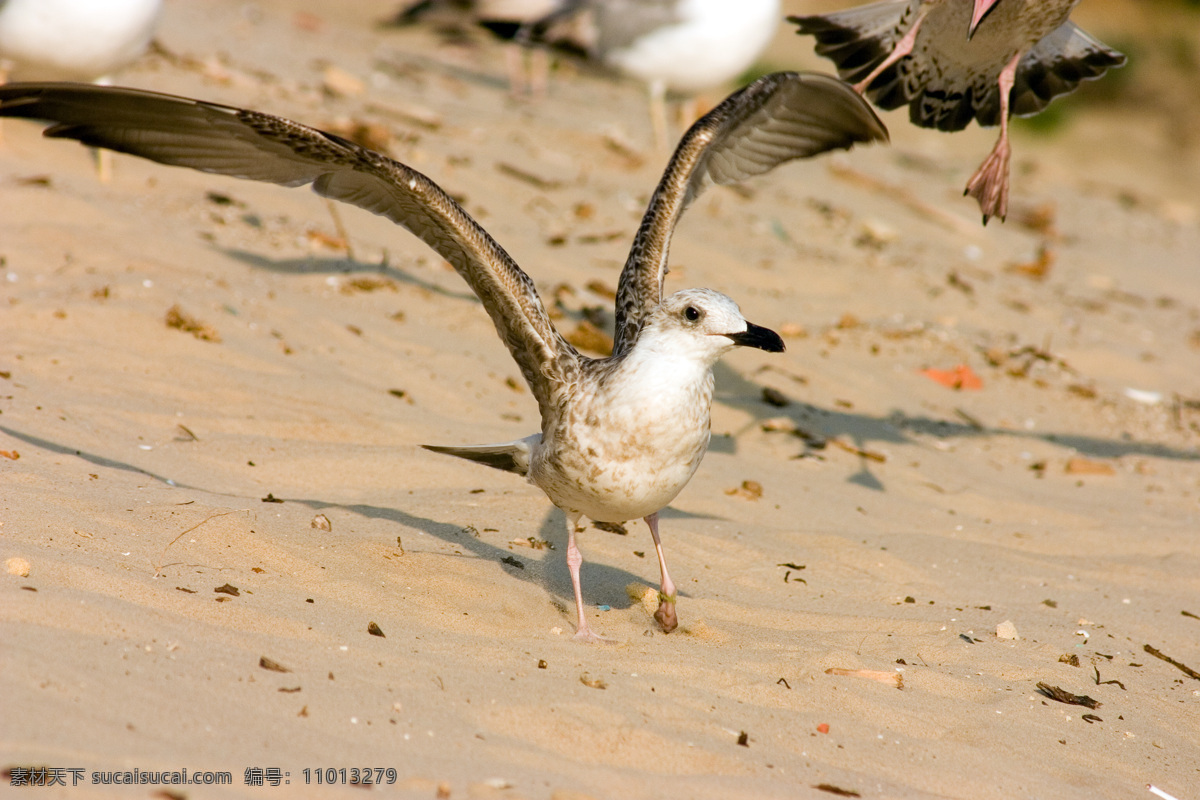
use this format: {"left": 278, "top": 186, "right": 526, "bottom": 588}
{"left": 0, "top": 0, "right": 162, "bottom": 177}
{"left": 0, "top": 0, "right": 161, "bottom": 81}
{"left": 533, "top": 0, "right": 783, "bottom": 147}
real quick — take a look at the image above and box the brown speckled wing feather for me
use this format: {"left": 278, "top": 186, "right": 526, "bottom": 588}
{"left": 0, "top": 82, "right": 578, "bottom": 417}
{"left": 611, "top": 72, "right": 888, "bottom": 354}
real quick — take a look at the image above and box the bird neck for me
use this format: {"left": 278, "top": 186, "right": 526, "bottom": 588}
{"left": 606, "top": 338, "right": 717, "bottom": 407}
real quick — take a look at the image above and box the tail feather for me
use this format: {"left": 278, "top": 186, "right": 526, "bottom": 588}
{"left": 422, "top": 434, "right": 540, "bottom": 476}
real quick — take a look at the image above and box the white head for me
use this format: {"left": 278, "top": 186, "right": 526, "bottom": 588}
{"left": 640, "top": 288, "right": 785, "bottom": 365}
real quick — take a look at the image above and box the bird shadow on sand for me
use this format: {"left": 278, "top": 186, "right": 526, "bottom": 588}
{"left": 709, "top": 360, "right": 1199, "bottom": 493}
{"left": 218, "top": 247, "right": 480, "bottom": 305}
{"left": 0, "top": 421, "right": 663, "bottom": 618}
{"left": 0, "top": 424, "right": 176, "bottom": 484}
{"left": 0, "top": 418, "right": 674, "bottom": 621}
{"left": 291, "top": 499, "right": 704, "bottom": 617}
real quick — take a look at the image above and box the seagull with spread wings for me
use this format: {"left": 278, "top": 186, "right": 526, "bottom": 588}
{"left": 0, "top": 72, "right": 886, "bottom": 641}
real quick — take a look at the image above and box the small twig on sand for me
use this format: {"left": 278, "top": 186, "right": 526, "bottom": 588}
{"left": 1143, "top": 644, "right": 1200, "bottom": 680}
{"left": 153, "top": 510, "right": 244, "bottom": 576}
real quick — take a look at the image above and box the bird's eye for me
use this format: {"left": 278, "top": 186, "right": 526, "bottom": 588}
{"left": 684, "top": 306, "right": 701, "bottom": 322}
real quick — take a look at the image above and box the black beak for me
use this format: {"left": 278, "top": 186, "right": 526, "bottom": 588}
{"left": 728, "top": 321, "right": 785, "bottom": 353}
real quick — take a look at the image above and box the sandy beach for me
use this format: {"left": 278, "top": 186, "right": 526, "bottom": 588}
{"left": 2, "top": 1, "right": 1198, "bottom": 797}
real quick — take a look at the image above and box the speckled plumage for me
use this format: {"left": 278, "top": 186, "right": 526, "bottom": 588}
{"left": 0, "top": 71, "right": 886, "bottom": 640}
{"left": 791, "top": 0, "right": 1125, "bottom": 223}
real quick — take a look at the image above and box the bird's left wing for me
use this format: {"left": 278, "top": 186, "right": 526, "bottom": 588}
{"left": 611, "top": 72, "right": 887, "bottom": 354}
{"left": 0, "top": 83, "right": 579, "bottom": 419}
{"left": 1007, "top": 21, "right": 1126, "bottom": 121}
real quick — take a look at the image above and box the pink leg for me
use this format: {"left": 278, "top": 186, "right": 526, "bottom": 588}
{"left": 565, "top": 514, "right": 612, "bottom": 643}
{"left": 964, "top": 50, "right": 1019, "bottom": 224}
{"left": 852, "top": 6, "right": 931, "bottom": 94}
{"left": 644, "top": 513, "right": 678, "bottom": 633}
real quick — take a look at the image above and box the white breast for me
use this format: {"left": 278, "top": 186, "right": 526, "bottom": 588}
{"left": 531, "top": 347, "right": 716, "bottom": 523}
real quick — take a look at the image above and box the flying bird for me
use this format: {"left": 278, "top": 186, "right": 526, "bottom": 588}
{"left": 0, "top": 72, "right": 886, "bottom": 641}
{"left": 790, "top": 0, "right": 1125, "bottom": 223}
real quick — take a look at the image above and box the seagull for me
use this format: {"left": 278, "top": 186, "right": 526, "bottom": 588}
{"left": 0, "top": 0, "right": 162, "bottom": 178}
{"left": 526, "top": 0, "right": 782, "bottom": 147}
{"left": 0, "top": 71, "right": 886, "bottom": 641}
{"left": 790, "top": 0, "right": 1125, "bottom": 223}
{"left": 0, "top": 0, "right": 161, "bottom": 82}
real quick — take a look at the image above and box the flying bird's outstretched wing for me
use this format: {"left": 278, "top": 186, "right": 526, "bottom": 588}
{"left": 1007, "top": 21, "right": 1126, "bottom": 121}
{"left": 788, "top": 2, "right": 911, "bottom": 98}
{"left": 611, "top": 71, "right": 888, "bottom": 355}
{"left": 0, "top": 82, "right": 579, "bottom": 417}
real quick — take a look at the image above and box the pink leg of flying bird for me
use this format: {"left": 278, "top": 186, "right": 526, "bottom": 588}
{"left": 851, "top": 4, "right": 933, "bottom": 94}
{"left": 963, "top": 49, "right": 1018, "bottom": 223}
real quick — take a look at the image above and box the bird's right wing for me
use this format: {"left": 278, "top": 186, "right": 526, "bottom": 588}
{"left": 788, "top": 1, "right": 914, "bottom": 108}
{"left": 611, "top": 72, "right": 888, "bottom": 354}
{"left": 0, "top": 83, "right": 579, "bottom": 418}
